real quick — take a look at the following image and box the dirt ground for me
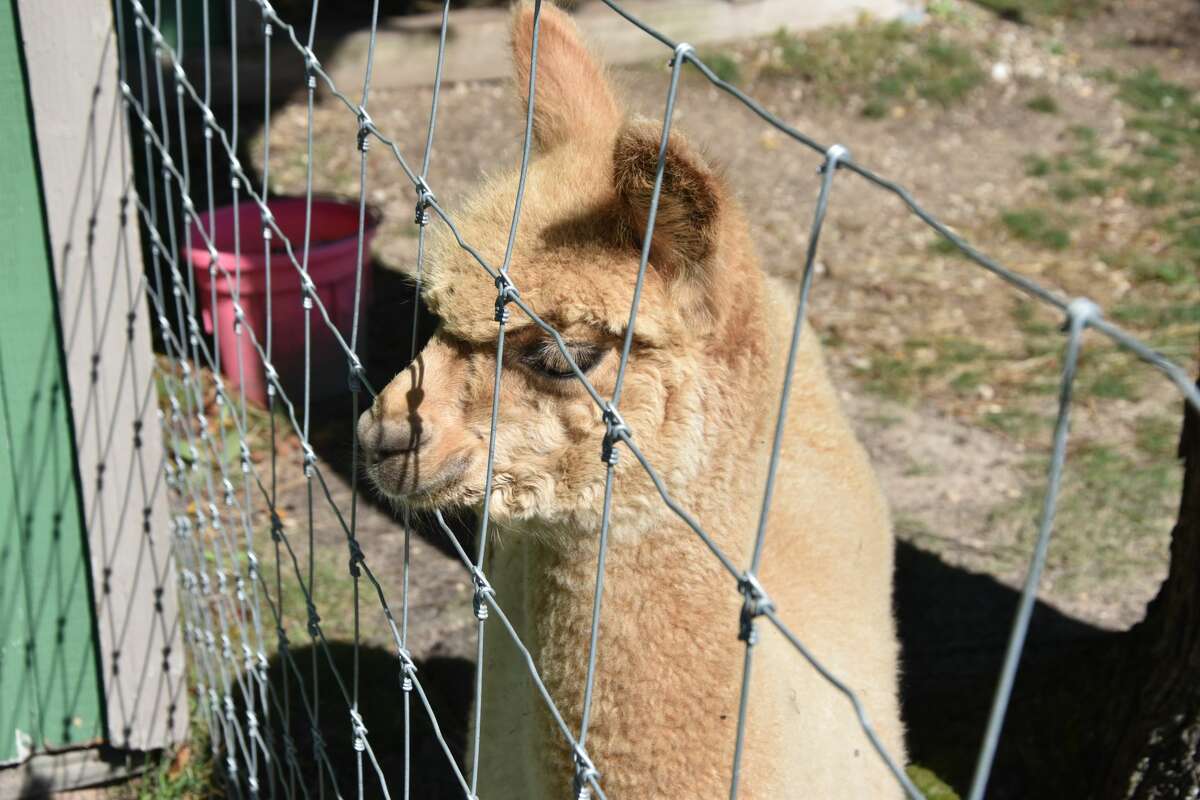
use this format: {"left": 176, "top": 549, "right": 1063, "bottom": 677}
{"left": 118, "top": 0, "right": 1200, "bottom": 796}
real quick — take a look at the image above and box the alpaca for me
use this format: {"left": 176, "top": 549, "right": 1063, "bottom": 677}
{"left": 356, "top": 4, "right": 906, "bottom": 796}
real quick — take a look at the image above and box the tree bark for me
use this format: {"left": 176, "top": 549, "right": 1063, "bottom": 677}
{"left": 1096, "top": 382, "right": 1200, "bottom": 799}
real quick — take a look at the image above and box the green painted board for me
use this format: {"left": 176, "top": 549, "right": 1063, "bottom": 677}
{"left": 0, "top": 0, "right": 105, "bottom": 764}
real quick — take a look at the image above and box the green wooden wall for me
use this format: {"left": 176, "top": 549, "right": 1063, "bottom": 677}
{"left": 0, "top": 0, "right": 105, "bottom": 765}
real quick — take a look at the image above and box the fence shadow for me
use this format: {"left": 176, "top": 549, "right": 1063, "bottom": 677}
{"left": 260, "top": 642, "right": 473, "bottom": 799}
{"left": 235, "top": 539, "right": 1115, "bottom": 800}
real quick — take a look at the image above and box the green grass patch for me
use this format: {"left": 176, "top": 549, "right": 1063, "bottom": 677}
{"left": 1127, "top": 254, "right": 1195, "bottom": 287}
{"left": 862, "top": 352, "right": 919, "bottom": 401}
{"left": 1000, "top": 442, "right": 1181, "bottom": 594}
{"left": 951, "top": 369, "right": 985, "bottom": 394}
{"left": 1012, "top": 298, "right": 1058, "bottom": 338}
{"left": 108, "top": 718, "right": 219, "bottom": 800}
{"left": 766, "top": 21, "right": 983, "bottom": 117}
{"left": 1083, "top": 364, "right": 1140, "bottom": 401}
{"left": 983, "top": 408, "right": 1046, "bottom": 437}
{"left": 861, "top": 337, "right": 997, "bottom": 401}
{"left": 939, "top": 337, "right": 990, "bottom": 363}
{"left": 1024, "top": 154, "right": 1052, "bottom": 177}
{"left": 262, "top": 540, "right": 363, "bottom": 644}
{"left": 1001, "top": 208, "right": 1071, "bottom": 249}
{"left": 701, "top": 50, "right": 741, "bottom": 83}
{"left": 1017, "top": 70, "right": 1200, "bottom": 367}
{"left": 966, "top": 432, "right": 1182, "bottom": 606}
{"left": 1026, "top": 93, "right": 1059, "bottom": 114}
{"left": 907, "top": 765, "right": 961, "bottom": 799}
{"left": 1119, "top": 69, "right": 1198, "bottom": 114}
{"left": 1021, "top": 153, "right": 1077, "bottom": 178}
{"left": 1132, "top": 186, "right": 1171, "bottom": 207}
{"left": 1135, "top": 414, "right": 1180, "bottom": 459}
{"left": 135, "top": 754, "right": 218, "bottom": 800}
{"left": 1067, "top": 124, "right": 1098, "bottom": 145}
{"left": 1052, "top": 182, "right": 1080, "bottom": 202}
{"left": 1110, "top": 301, "right": 1200, "bottom": 328}
{"left": 929, "top": 236, "right": 967, "bottom": 257}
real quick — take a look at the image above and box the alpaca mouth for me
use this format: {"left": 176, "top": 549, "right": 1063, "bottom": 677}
{"left": 364, "top": 451, "right": 471, "bottom": 506}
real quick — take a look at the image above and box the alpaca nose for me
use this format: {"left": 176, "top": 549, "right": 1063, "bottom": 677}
{"left": 357, "top": 403, "right": 428, "bottom": 460}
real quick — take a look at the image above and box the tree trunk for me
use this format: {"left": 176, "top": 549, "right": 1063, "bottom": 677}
{"left": 1096, "top": 382, "right": 1200, "bottom": 799}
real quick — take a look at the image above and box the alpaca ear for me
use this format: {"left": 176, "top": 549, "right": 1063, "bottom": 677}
{"left": 612, "top": 120, "right": 723, "bottom": 281}
{"left": 511, "top": 2, "right": 621, "bottom": 151}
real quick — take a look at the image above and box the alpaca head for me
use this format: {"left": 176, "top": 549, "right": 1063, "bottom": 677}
{"left": 357, "top": 3, "right": 763, "bottom": 530}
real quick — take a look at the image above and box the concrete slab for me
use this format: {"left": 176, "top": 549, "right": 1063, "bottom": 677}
{"left": 324, "top": 0, "right": 918, "bottom": 90}
{"left": 185, "top": 0, "right": 920, "bottom": 104}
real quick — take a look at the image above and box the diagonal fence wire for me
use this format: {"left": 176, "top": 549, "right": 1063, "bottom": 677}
{"left": 103, "top": 0, "right": 1200, "bottom": 798}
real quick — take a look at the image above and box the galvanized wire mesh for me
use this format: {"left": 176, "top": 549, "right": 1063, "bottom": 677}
{"left": 109, "top": 1, "right": 1200, "bottom": 798}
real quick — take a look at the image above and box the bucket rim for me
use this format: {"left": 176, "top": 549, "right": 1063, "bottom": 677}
{"left": 188, "top": 194, "right": 383, "bottom": 257}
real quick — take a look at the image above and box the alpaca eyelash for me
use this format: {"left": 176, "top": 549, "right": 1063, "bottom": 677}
{"left": 520, "top": 341, "right": 602, "bottom": 380}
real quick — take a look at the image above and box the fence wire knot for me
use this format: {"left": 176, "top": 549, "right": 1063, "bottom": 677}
{"left": 669, "top": 42, "right": 694, "bottom": 68}
{"left": 357, "top": 108, "right": 373, "bottom": 152}
{"left": 471, "top": 568, "right": 495, "bottom": 621}
{"left": 573, "top": 748, "right": 601, "bottom": 800}
{"left": 347, "top": 538, "right": 365, "bottom": 577}
{"left": 414, "top": 178, "right": 435, "bottom": 226}
{"left": 821, "top": 143, "right": 851, "bottom": 173}
{"left": 350, "top": 709, "right": 368, "bottom": 752}
{"left": 601, "top": 405, "right": 630, "bottom": 465}
{"left": 1064, "top": 297, "right": 1101, "bottom": 331}
{"left": 283, "top": 733, "right": 299, "bottom": 762}
{"left": 398, "top": 647, "right": 418, "bottom": 691}
{"left": 306, "top": 603, "right": 322, "bottom": 638}
{"left": 494, "top": 273, "right": 520, "bottom": 323}
{"left": 310, "top": 726, "right": 326, "bottom": 754}
{"left": 737, "top": 573, "right": 774, "bottom": 645}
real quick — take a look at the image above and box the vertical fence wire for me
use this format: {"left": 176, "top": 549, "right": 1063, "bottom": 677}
{"left": 346, "top": 2, "right": 381, "bottom": 797}
{"left": 102, "top": 1, "right": 1200, "bottom": 799}
{"left": 966, "top": 299, "right": 1098, "bottom": 800}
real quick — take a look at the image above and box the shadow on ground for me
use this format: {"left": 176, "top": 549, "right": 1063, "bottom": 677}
{"left": 254, "top": 643, "right": 473, "bottom": 800}
{"left": 219, "top": 540, "right": 1113, "bottom": 799}
{"left": 897, "top": 542, "right": 1112, "bottom": 799}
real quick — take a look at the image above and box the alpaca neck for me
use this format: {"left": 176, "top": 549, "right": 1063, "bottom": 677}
{"left": 482, "top": 508, "right": 748, "bottom": 796}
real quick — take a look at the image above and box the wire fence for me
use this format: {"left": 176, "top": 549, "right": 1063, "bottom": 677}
{"left": 106, "top": 0, "right": 1200, "bottom": 798}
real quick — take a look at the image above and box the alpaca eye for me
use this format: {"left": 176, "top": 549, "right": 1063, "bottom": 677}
{"left": 520, "top": 341, "right": 602, "bottom": 380}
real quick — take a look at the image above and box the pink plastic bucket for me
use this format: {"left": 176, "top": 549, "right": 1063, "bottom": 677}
{"left": 187, "top": 197, "right": 379, "bottom": 407}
